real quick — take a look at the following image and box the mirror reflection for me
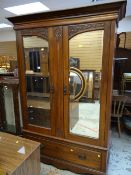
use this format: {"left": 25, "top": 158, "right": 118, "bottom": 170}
{"left": 70, "top": 67, "right": 86, "bottom": 101}
{"left": 69, "top": 30, "right": 103, "bottom": 139}
{"left": 23, "top": 36, "right": 51, "bottom": 128}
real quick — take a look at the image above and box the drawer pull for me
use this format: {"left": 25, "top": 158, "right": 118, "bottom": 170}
{"left": 70, "top": 149, "right": 74, "bottom": 152}
{"left": 78, "top": 154, "right": 86, "bottom": 160}
{"left": 98, "top": 154, "right": 101, "bottom": 158}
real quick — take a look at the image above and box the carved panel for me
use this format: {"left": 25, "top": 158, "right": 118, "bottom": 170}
{"left": 53, "top": 26, "right": 62, "bottom": 40}
{"left": 21, "top": 28, "right": 48, "bottom": 40}
{"left": 68, "top": 23, "right": 104, "bottom": 39}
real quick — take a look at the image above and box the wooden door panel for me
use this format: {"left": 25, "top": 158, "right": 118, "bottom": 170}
{"left": 63, "top": 21, "right": 114, "bottom": 146}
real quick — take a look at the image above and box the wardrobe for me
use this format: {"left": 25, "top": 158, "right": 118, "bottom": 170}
{"left": 8, "top": 1, "right": 126, "bottom": 174}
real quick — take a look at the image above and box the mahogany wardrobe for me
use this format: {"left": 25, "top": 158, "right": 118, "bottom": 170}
{"left": 8, "top": 1, "right": 126, "bottom": 174}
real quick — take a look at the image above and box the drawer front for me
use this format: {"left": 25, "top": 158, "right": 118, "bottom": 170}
{"left": 41, "top": 141, "right": 102, "bottom": 170}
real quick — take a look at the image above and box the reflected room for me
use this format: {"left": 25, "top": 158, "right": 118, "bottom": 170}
{"left": 69, "top": 30, "right": 103, "bottom": 139}
{"left": 23, "top": 36, "right": 51, "bottom": 128}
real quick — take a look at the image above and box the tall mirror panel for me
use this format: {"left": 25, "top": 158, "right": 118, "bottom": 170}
{"left": 23, "top": 36, "right": 51, "bottom": 128}
{"left": 69, "top": 30, "right": 104, "bottom": 139}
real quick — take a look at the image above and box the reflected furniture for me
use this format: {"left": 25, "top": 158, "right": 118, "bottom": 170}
{"left": 69, "top": 57, "right": 80, "bottom": 68}
{"left": 113, "top": 58, "right": 128, "bottom": 93}
{"left": 80, "top": 70, "right": 95, "bottom": 102}
{"left": 94, "top": 72, "right": 101, "bottom": 100}
{"left": 0, "top": 77, "right": 21, "bottom": 135}
{"left": 111, "top": 95, "right": 128, "bottom": 137}
{"left": 123, "top": 114, "right": 131, "bottom": 133}
{"left": 121, "top": 73, "right": 131, "bottom": 93}
{"left": 0, "top": 56, "right": 17, "bottom": 71}
{"left": 8, "top": 1, "right": 126, "bottom": 175}
{"left": 0, "top": 132, "right": 40, "bottom": 175}
{"left": 114, "top": 31, "right": 130, "bottom": 93}
{"left": 70, "top": 67, "right": 86, "bottom": 101}
{"left": 26, "top": 73, "right": 49, "bottom": 96}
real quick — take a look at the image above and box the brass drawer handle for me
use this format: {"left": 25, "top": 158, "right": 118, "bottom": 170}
{"left": 70, "top": 149, "right": 74, "bottom": 152}
{"left": 98, "top": 154, "right": 101, "bottom": 158}
{"left": 78, "top": 154, "right": 86, "bottom": 160}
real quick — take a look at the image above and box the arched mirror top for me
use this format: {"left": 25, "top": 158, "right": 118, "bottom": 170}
{"left": 23, "top": 36, "right": 48, "bottom": 49}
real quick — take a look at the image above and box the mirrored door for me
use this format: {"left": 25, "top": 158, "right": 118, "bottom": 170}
{"left": 23, "top": 35, "right": 53, "bottom": 131}
{"left": 64, "top": 25, "right": 105, "bottom": 143}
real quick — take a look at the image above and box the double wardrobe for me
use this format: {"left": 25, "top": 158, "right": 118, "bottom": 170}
{"left": 8, "top": 1, "right": 126, "bottom": 174}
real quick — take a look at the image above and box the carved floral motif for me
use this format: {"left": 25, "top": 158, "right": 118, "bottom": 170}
{"left": 21, "top": 28, "right": 48, "bottom": 40}
{"left": 53, "top": 26, "right": 62, "bottom": 40}
{"left": 69, "top": 23, "right": 104, "bottom": 39}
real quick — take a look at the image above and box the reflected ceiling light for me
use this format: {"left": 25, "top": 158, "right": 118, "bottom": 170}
{"left": 4, "top": 2, "right": 50, "bottom": 15}
{"left": 92, "top": 0, "right": 100, "bottom": 2}
{"left": 70, "top": 72, "right": 78, "bottom": 76}
{"left": 78, "top": 44, "right": 83, "bottom": 48}
{"left": 0, "top": 23, "right": 12, "bottom": 28}
{"left": 115, "top": 57, "right": 128, "bottom": 61}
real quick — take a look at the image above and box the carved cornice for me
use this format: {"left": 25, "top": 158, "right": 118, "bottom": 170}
{"left": 53, "top": 26, "right": 62, "bottom": 40}
{"left": 20, "top": 28, "right": 48, "bottom": 40}
{"left": 68, "top": 23, "right": 104, "bottom": 39}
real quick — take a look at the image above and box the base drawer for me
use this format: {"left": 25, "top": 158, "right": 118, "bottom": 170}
{"left": 41, "top": 141, "right": 102, "bottom": 171}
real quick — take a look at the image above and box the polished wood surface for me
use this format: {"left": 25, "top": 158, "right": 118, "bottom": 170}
{"left": 8, "top": 1, "right": 126, "bottom": 175}
{"left": 0, "top": 132, "right": 40, "bottom": 175}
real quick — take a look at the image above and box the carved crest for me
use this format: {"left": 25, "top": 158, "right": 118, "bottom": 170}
{"left": 21, "top": 28, "right": 48, "bottom": 40}
{"left": 69, "top": 23, "right": 104, "bottom": 39}
{"left": 53, "top": 26, "right": 62, "bottom": 40}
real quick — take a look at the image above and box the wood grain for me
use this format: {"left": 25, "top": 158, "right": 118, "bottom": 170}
{"left": 0, "top": 132, "right": 40, "bottom": 175}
